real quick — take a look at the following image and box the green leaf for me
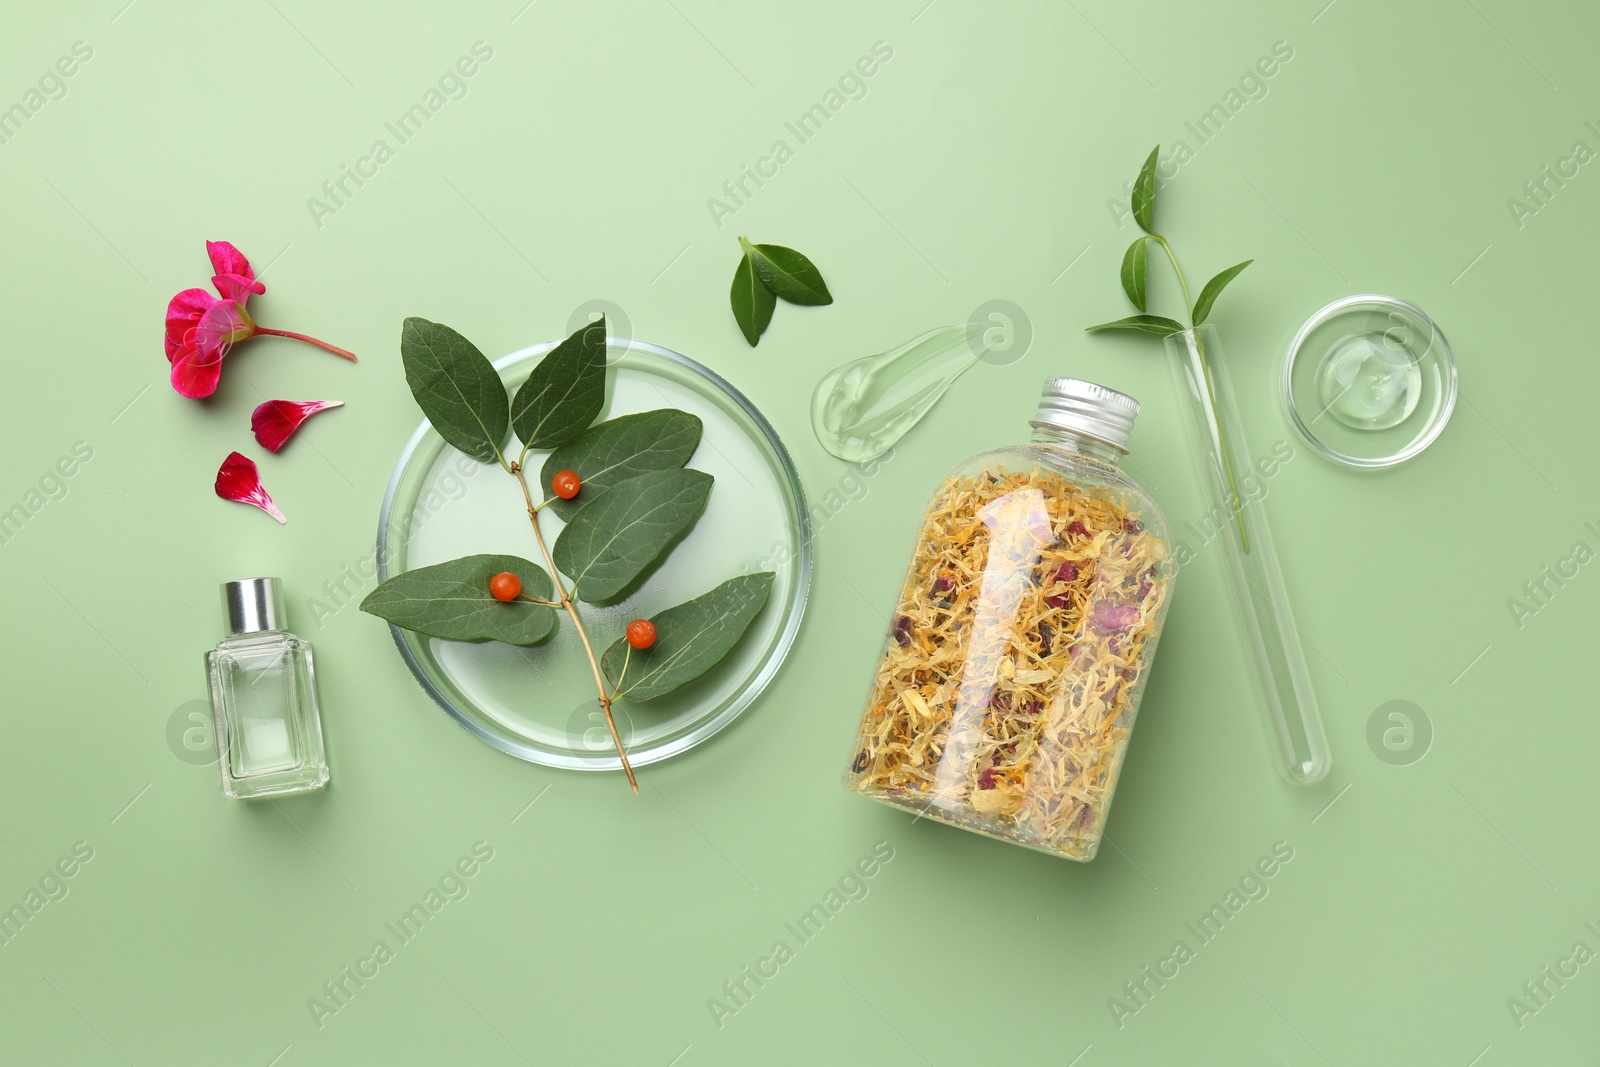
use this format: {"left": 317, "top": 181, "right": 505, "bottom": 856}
{"left": 400, "top": 318, "right": 510, "bottom": 465}
{"left": 1131, "top": 145, "right": 1160, "bottom": 234}
{"left": 552, "top": 469, "right": 713, "bottom": 603}
{"left": 730, "top": 251, "right": 776, "bottom": 346}
{"left": 739, "top": 237, "right": 833, "bottom": 306}
{"left": 1190, "top": 260, "right": 1253, "bottom": 327}
{"left": 539, "top": 409, "right": 703, "bottom": 521}
{"left": 511, "top": 318, "right": 608, "bottom": 450}
{"left": 602, "top": 572, "right": 775, "bottom": 701}
{"left": 359, "top": 554, "right": 556, "bottom": 646}
{"left": 1120, "top": 238, "right": 1148, "bottom": 312}
{"left": 1085, "top": 314, "right": 1187, "bottom": 335}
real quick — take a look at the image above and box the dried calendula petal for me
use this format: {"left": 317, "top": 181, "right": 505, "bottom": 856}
{"left": 900, "top": 688, "right": 931, "bottom": 722}
{"left": 845, "top": 464, "right": 1171, "bottom": 860}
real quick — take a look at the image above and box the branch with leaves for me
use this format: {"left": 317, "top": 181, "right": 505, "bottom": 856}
{"left": 1086, "top": 145, "right": 1254, "bottom": 551}
{"left": 361, "top": 317, "right": 775, "bottom": 791}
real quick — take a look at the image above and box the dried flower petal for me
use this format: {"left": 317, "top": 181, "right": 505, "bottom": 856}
{"left": 889, "top": 614, "right": 913, "bottom": 646}
{"left": 1045, "top": 561, "right": 1080, "bottom": 608}
{"left": 215, "top": 451, "right": 285, "bottom": 523}
{"left": 252, "top": 399, "right": 344, "bottom": 452}
{"left": 1089, "top": 599, "right": 1141, "bottom": 635}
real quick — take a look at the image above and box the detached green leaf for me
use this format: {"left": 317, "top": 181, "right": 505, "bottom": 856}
{"left": 1132, "top": 145, "right": 1160, "bottom": 234}
{"left": 602, "top": 572, "right": 775, "bottom": 701}
{"left": 1120, "top": 238, "right": 1149, "bottom": 312}
{"left": 553, "top": 469, "right": 713, "bottom": 603}
{"left": 511, "top": 318, "right": 608, "bottom": 450}
{"left": 539, "top": 409, "right": 703, "bottom": 521}
{"left": 360, "top": 554, "right": 556, "bottom": 645}
{"left": 1085, "top": 314, "right": 1187, "bottom": 335}
{"left": 400, "top": 318, "right": 510, "bottom": 464}
{"left": 739, "top": 237, "right": 833, "bottom": 306}
{"left": 730, "top": 252, "right": 776, "bottom": 346}
{"left": 1190, "top": 260, "right": 1253, "bottom": 327}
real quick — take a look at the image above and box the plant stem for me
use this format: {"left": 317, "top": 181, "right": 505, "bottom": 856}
{"left": 1190, "top": 332, "right": 1249, "bottom": 552}
{"left": 510, "top": 462, "right": 639, "bottom": 793}
{"left": 1152, "top": 235, "right": 1194, "bottom": 313}
{"left": 255, "top": 327, "right": 358, "bottom": 362}
{"left": 1153, "top": 234, "right": 1251, "bottom": 553}
{"left": 607, "top": 646, "right": 632, "bottom": 702}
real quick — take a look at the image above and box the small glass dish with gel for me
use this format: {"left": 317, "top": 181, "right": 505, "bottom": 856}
{"left": 1282, "top": 295, "right": 1457, "bottom": 470}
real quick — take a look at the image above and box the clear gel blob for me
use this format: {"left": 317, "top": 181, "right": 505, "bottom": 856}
{"left": 1315, "top": 333, "right": 1422, "bottom": 430}
{"left": 810, "top": 324, "right": 984, "bottom": 463}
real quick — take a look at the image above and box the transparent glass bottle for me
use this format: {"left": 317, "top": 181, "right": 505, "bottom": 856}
{"left": 206, "top": 577, "right": 330, "bottom": 799}
{"left": 844, "top": 378, "right": 1174, "bottom": 861}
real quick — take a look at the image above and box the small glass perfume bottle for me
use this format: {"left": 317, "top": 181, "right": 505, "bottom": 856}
{"left": 206, "top": 577, "right": 330, "bottom": 799}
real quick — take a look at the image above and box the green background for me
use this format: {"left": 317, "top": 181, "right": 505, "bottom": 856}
{"left": 1, "top": 0, "right": 1595, "bottom": 1063}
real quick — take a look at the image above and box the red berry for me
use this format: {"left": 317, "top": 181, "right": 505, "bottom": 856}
{"left": 489, "top": 572, "right": 521, "bottom": 602}
{"left": 551, "top": 470, "right": 581, "bottom": 500}
{"left": 625, "top": 619, "right": 657, "bottom": 649}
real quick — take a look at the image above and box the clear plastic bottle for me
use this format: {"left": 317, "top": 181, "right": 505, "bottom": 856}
{"left": 844, "top": 378, "right": 1174, "bottom": 861}
{"left": 206, "top": 577, "right": 330, "bottom": 799}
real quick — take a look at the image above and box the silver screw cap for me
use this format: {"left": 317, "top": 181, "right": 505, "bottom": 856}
{"left": 223, "top": 577, "right": 283, "bottom": 635}
{"left": 1030, "top": 377, "right": 1140, "bottom": 453}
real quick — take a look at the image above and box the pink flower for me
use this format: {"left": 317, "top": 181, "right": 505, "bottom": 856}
{"left": 252, "top": 400, "right": 343, "bottom": 452}
{"left": 165, "top": 241, "right": 355, "bottom": 399}
{"left": 215, "top": 451, "right": 285, "bottom": 524}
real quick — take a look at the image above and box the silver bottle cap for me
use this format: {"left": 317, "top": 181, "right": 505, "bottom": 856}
{"left": 223, "top": 577, "right": 283, "bottom": 635}
{"left": 1030, "top": 377, "right": 1140, "bottom": 453}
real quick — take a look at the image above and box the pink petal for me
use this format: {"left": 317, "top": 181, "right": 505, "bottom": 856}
{"left": 215, "top": 451, "right": 285, "bottom": 523}
{"left": 206, "top": 240, "right": 256, "bottom": 283}
{"left": 196, "top": 300, "right": 253, "bottom": 349}
{"left": 1089, "top": 600, "right": 1141, "bottom": 636}
{"left": 165, "top": 288, "right": 217, "bottom": 360}
{"left": 212, "top": 272, "right": 265, "bottom": 306}
{"left": 251, "top": 399, "right": 344, "bottom": 452}
{"left": 170, "top": 337, "right": 226, "bottom": 398}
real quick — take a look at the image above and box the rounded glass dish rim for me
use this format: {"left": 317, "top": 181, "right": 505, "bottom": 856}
{"left": 374, "top": 336, "right": 813, "bottom": 771}
{"left": 1280, "top": 294, "right": 1458, "bottom": 470}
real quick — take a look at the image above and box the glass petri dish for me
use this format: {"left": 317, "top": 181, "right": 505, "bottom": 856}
{"left": 1282, "top": 295, "right": 1457, "bottom": 469}
{"left": 375, "top": 337, "right": 811, "bottom": 772}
